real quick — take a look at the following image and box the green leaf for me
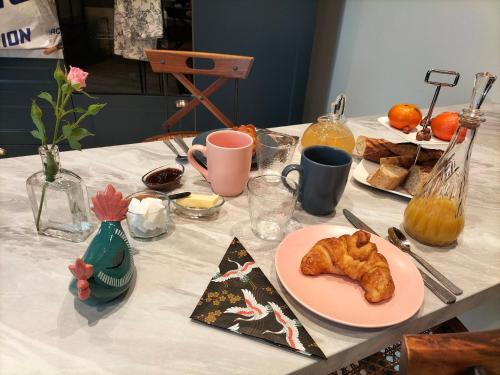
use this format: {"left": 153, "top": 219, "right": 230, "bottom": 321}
{"left": 79, "top": 90, "right": 97, "bottom": 99}
{"left": 72, "top": 107, "right": 87, "bottom": 114}
{"left": 30, "top": 100, "right": 46, "bottom": 144}
{"left": 37, "top": 92, "right": 55, "bottom": 107}
{"left": 61, "top": 83, "right": 72, "bottom": 95}
{"left": 86, "top": 103, "right": 106, "bottom": 115}
{"left": 62, "top": 124, "right": 73, "bottom": 139}
{"left": 31, "top": 130, "right": 43, "bottom": 140}
{"left": 61, "top": 107, "right": 86, "bottom": 119}
{"left": 70, "top": 127, "right": 94, "bottom": 141}
{"left": 53, "top": 61, "right": 66, "bottom": 86}
{"left": 68, "top": 138, "right": 82, "bottom": 151}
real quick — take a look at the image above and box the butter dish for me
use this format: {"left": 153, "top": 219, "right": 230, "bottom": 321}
{"left": 172, "top": 194, "right": 225, "bottom": 220}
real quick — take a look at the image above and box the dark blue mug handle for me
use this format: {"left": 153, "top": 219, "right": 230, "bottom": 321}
{"left": 281, "top": 164, "right": 302, "bottom": 194}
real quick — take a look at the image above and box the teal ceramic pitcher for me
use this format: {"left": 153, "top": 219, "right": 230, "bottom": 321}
{"left": 69, "top": 184, "right": 135, "bottom": 305}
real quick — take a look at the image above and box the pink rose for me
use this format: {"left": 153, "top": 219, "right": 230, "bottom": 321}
{"left": 67, "top": 66, "right": 88, "bottom": 90}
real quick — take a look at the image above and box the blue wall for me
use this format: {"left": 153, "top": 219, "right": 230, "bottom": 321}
{"left": 192, "top": 0, "right": 318, "bottom": 130}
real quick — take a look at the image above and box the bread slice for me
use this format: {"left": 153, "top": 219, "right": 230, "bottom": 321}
{"left": 379, "top": 155, "right": 414, "bottom": 168}
{"left": 355, "top": 136, "right": 393, "bottom": 163}
{"left": 367, "top": 164, "right": 409, "bottom": 190}
{"left": 404, "top": 165, "right": 432, "bottom": 195}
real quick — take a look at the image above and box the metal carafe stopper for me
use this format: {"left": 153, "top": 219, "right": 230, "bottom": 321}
{"left": 331, "top": 94, "right": 346, "bottom": 119}
{"left": 467, "top": 72, "right": 496, "bottom": 112}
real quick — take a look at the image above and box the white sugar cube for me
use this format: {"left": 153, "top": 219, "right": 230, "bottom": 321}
{"left": 128, "top": 198, "right": 147, "bottom": 215}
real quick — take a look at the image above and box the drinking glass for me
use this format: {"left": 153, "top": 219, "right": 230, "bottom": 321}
{"left": 247, "top": 174, "right": 298, "bottom": 241}
{"left": 256, "top": 131, "right": 298, "bottom": 176}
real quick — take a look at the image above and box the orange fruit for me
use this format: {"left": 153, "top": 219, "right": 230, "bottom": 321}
{"left": 431, "top": 112, "right": 466, "bottom": 142}
{"left": 388, "top": 104, "right": 422, "bottom": 132}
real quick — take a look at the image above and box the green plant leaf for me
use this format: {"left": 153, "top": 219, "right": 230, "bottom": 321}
{"left": 30, "top": 100, "right": 46, "bottom": 144}
{"left": 68, "top": 138, "right": 82, "bottom": 151}
{"left": 37, "top": 92, "right": 55, "bottom": 108}
{"left": 62, "top": 124, "right": 73, "bottom": 139}
{"left": 61, "top": 83, "right": 72, "bottom": 95}
{"left": 31, "top": 130, "right": 43, "bottom": 140}
{"left": 70, "top": 127, "right": 94, "bottom": 141}
{"left": 79, "top": 90, "right": 97, "bottom": 99}
{"left": 53, "top": 61, "right": 66, "bottom": 86}
{"left": 87, "top": 103, "right": 106, "bottom": 115}
{"left": 61, "top": 107, "right": 86, "bottom": 119}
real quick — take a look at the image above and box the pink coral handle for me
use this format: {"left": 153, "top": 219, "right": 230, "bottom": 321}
{"left": 91, "top": 184, "right": 129, "bottom": 222}
{"left": 187, "top": 144, "right": 209, "bottom": 181}
{"left": 69, "top": 258, "right": 93, "bottom": 301}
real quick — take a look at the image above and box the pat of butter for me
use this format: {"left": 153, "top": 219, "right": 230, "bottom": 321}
{"left": 176, "top": 194, "right": 219, "bottom": 209}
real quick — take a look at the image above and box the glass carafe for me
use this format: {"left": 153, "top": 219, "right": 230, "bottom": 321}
{"left": 403, "top": 72, "right": 497, "bottom": 246}
{"left": 301, "top": 94, "right": 355, "bottom": 154}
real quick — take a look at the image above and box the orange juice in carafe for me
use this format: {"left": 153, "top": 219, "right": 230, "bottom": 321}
{"left": 301, "top": 94, "right": 355, "bottom": 154}
{"left": 404, "top": 195, "right": 464, "bottom": 246}
{"left": 402, "top": 72, "right": 496, "bottom": 247}
{"left": 301, "top": 117, "right": 355, "bottom": 153}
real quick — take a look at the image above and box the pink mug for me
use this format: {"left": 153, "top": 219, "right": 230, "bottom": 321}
{"left": 187, "top": 130, "right": 254, "bottom": 197}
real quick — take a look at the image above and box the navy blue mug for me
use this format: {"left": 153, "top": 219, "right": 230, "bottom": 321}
{"left": 282, "top": 146, "right": 352, "bottom": 215}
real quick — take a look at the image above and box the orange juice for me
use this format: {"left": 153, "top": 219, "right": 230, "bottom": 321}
{"left": 403, "top": 195, "right": 464, "bottom": 246}
{"left": 301, "top": 120, "right": 355, "bottom": 154}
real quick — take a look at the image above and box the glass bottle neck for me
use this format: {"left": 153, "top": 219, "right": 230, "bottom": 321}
{"left": 317, "top": 114, "right": 345, "bottom": 124}
{"left": 39, "top": 145, "right": 60, "bottom": 182}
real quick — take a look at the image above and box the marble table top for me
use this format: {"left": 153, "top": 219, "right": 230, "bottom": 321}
{"left": 1, "top": 103, "right": 499, "bottom": 374}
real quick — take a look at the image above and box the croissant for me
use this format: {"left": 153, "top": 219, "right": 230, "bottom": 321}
{"left": 301, "top": 230, "right": 395, "bottom": 303}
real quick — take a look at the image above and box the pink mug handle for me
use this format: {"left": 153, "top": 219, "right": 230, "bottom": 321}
{"left": 187, "top": 144, "right": 209, "bottom": 180}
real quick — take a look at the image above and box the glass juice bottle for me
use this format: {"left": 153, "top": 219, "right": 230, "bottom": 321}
{"left": 301, "top": 94, "right": 355, "bottom": 154}
{"left": 403, "top": 72, "right": 497, "bottom": 246}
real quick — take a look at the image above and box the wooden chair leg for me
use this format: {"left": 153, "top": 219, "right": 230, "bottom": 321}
{"left": 164, "top": 76, "right": 230, "bottom": 129}
{"left": 173, "top": 73, "right": 235, "bottom": 129}
{"left": 400, "top": 329, "right": 500, "bottom": 375}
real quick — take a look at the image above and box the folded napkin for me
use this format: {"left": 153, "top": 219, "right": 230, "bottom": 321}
{"left": 191, "top": 238, "right": 325, "bottom": 359}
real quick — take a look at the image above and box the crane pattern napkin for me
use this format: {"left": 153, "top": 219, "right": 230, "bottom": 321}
{"left": 191, "top": 237, "right": 326, "bottom": 359}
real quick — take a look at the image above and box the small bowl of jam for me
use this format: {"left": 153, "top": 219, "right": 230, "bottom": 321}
{"left": 142, "top": 163, "right": 184, "bottom": 191}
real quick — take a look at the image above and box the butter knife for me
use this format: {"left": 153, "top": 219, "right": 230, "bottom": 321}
{"left": 173, "top": 136, "right": 208, "bottom": 170}
{"left": 343, "top": 209, "right": 378, "bottom": 235}
{"left": 173, "top": 136, "right": 190, "bottom": 154}
{"left": 342, "top": 209, "right": 456, "bottom": 304}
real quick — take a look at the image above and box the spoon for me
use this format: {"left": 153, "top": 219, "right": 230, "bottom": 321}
{"left": 388, "top": 227, "right": 463, "bottom": 295}
{"left": 163, "top": 139, "right": 188, "bottom": 163}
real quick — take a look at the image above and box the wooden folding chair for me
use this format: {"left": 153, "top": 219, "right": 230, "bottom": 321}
{"left": 145, "top": 49, "right": 254, "bottom": 131}
{"left": 401, "top": 328, "right": 500, "bottom": 374}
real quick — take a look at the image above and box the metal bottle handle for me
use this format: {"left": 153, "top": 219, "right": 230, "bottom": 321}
{"left": 420, "top": 69, "right": 461, "bottom": 129}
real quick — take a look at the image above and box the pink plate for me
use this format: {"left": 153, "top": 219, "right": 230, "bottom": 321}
{"left": 275, "top": 225, "right": 424, "bottom": 328}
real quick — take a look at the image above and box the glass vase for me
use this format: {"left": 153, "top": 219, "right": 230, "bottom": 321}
{"left": 26, "top": 145, "right": 95, "bottom": 242}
